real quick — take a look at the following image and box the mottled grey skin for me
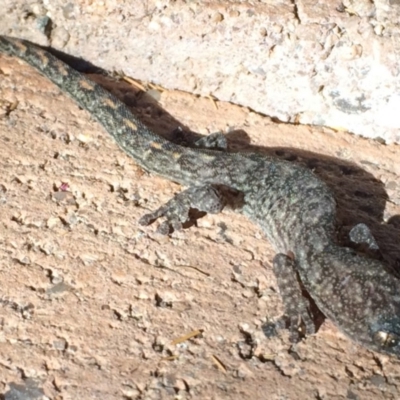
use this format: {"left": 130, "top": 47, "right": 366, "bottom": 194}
{"left": 2, "top": 35, "right": 400, "bottom": 357}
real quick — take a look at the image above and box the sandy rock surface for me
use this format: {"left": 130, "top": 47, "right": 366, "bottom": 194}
{"left": 1, "top": 52, "right": 400, "bottom": 399}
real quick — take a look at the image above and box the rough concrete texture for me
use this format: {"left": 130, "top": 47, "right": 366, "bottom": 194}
{"left": 1, "top": 0, "right": 400, "bottom": 143}
{"left": 1, "top": 47, "right": 400, "bottom": 399}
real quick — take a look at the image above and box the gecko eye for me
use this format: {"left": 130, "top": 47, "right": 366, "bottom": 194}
{"left": 373, "top": 331, "right": 400, "bottom": 348}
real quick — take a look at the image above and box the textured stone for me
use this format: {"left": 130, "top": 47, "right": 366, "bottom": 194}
{"left": 1, "top": 0, "right": 400, "bottom": 142}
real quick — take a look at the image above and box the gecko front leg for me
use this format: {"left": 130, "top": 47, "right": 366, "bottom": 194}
{"left": 139, "top": 184, "right": 227, "bottom": 234}
{"left": 349, "top": 223, "right": 380, "bottom": 251}
{"left": 193, "top": 132, "right": 228, "bottom": 151}
{"left": 171, "top": 127, "right": 228, "bottom": 150}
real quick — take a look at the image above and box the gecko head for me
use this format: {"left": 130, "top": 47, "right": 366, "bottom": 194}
{"left": 324, "top": 246, "right": 400, "bottom": 357}
{"left": 369, "top": 317, "right": 400, "bottom": 357}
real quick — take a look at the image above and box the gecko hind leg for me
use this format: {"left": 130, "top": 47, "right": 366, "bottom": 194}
{"left": 263, "top": 253, "right": 315, "bottom": 342}
{"left": 139, "top": 184, "right": 226, "bottom": 234}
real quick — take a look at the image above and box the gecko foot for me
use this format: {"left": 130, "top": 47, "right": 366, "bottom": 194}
{"left": 139, "top": 184, "right": 226, "bottom": 234}
{"left": 263, "top": 253, "right": 315, "bottom": 342}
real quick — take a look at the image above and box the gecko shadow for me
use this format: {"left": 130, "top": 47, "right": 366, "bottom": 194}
{"left": 45, "top": 45, "right": 400, "bottom": 316}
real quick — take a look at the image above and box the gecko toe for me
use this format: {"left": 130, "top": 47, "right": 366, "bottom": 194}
{"left": 263, "top": 312, "right": 315, "bottom": 343}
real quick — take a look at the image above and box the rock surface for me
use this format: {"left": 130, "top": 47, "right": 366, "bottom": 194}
{"left": 1, "top": 0, "right": 400, "bottom": 142}
{"left": 1, "top": 48, "right": 400, "bottom": 399}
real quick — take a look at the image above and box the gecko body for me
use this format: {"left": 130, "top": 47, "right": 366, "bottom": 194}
{"left": 1, "top": 35, "right": 400, "bottom": 356}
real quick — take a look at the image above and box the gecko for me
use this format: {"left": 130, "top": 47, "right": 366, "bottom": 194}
{"left": 1, "top": 35, "right": 400, "bottom": 357}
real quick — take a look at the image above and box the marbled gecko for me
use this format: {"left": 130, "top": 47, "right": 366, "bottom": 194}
{"left": 1, "top": 35, "right": 400, "bottom": 357}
